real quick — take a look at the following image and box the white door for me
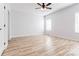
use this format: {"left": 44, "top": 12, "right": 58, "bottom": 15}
{"left": 4, "top": 4, "right": 8, "bottom": 49}
{"left": 0, "top": 3, "right": 5, "bottom": 55}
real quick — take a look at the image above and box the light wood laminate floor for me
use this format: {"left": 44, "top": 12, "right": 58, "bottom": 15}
{"left": 2, "top": 35, "right": 79, "bottom": 56}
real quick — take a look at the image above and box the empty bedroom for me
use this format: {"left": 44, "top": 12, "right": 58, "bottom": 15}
{"left": 0, "top": 3, "right": 79, "bottom": 56}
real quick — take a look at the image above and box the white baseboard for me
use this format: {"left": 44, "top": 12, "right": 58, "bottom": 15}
{"left": 53, "top": 33, "right": 79, "bottom": 42}
{"left": 10, "top": 33, "right": 44, "bottom": 40}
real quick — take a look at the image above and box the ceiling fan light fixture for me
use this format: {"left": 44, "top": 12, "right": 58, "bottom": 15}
{"left": 36, "top": 3, "right": 52, "bottom": 11}
{"left": 41, "top": 7, "right": 46, "bottom": 11}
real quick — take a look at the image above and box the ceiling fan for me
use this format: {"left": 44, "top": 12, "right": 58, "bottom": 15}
{"left": 36, "top": 3, "right": 52, "bottom": 10}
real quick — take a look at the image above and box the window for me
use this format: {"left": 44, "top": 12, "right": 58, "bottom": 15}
{"left": 75, "top": 13, "right": 79, "bottom": 33}
{"left": 46, "top": 19, "right": 52, "bottom": 31}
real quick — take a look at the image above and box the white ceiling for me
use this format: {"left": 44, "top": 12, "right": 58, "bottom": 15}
{"left": 9, "top": 3, "right": 74, "bottom": 16}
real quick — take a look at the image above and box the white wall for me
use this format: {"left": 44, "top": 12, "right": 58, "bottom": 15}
{"left": 10, "top": 10, "right": 44, "bottom": 38}
{"left": 45, "top": 4, "right": 79, "bottom": 41}
{"left": 9, "top": 3, "right": 74, "bottom": 39}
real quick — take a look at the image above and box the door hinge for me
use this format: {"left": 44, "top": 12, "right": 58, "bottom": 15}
{"left": 0, "top": 28, "right": 2, "bottom": 30}
{"left": 4, "top": 42, "right": 6, "bottom": 45}
{"left": 4, "top": 6, "right": 6, "bottom": 10}
{"left": 4, "top": 24, "right": 6, "bottom": 27}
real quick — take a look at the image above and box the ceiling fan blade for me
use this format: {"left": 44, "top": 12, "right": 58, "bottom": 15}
{"left": 46, "top": 3, "right": 51, "bottom": 6}
{"left": 35, "top": 8, "right": 41, "bottom": 9}
{"left": 37, "top": 3, "right": 42, "bottom": 6}
{"left": 46, "top": 7, "right": 52, "bottom": 9}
